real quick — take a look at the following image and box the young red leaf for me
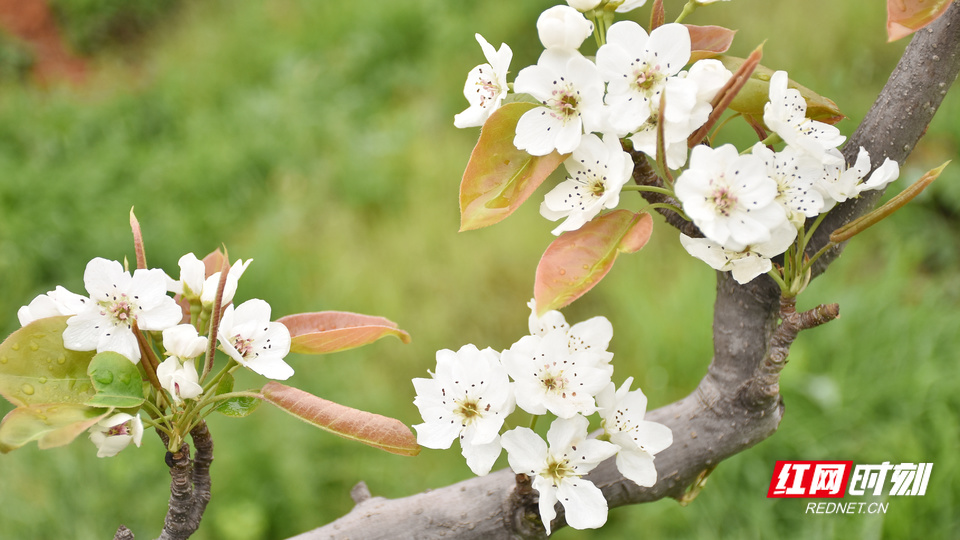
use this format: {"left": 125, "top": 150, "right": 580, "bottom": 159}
{"left": 535, "top": 211, "right": 654, "bottom": 315}
{"left": 686, "top": 25, "right": 736, "bottom": 61}
{"left": 129, "top": 207, "right": 147, "bottom": 270}
{"left": 459, "top": 102, "right": 567, "bottom": 231}
{"left": 650, "top": 0, "right": 665, "bottom": 30}
{"left": 261, "top": 382, "right": 420, "bottom": 456}
{"left": 887, "top": 0, "right": 952, "bottom": 42}
{"left": 277, "top": 311, "right": 412, "bottom": 355}
{"left": 688, "top": 45, "right": 763, "bottom": 147}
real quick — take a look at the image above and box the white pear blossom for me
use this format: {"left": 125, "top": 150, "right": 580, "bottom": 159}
{"left": 157, "top": 324, "right": 207, "bottom": 403}
{"left": 169, "top": 253, "right": 252, "bottom": 309}
{"left": 566, "top": 0, "right": 601, "bottom": 10}
{"left": 680, "top": 221, "right": 798, "bottom": 284}
{"left": 501, "top": 415, "right": 619, "bottom": 535}
{"left": 218, "top": 299, "right": 293, "bottom": 380}
{"left": 764, "top": 71, "right": 845, "bottom": 165}
{"left": 816, "top": 147, "right": 900, "bottom": 211}
{"left": 17, "top": 286, "right": 89, "bottom": 326}
{"left": 596, "top": 22, "right": 692, "bottom": 137}
{"left": 614, "top": 0, "right": 649, "bottom": 13}
{"left": 751, "top": 143, "right": 825, "bottom": 225}
{"left": 625, "top": 77, "right": 700, "bottom": 169}
{"left": 502, "top": 329, "right": 612, "bottom": 418}
{"left": 200, "top": 258, "right": 252, "bottom": 308}
{"left": 413, "top": 344, "right": 515, "bottom": 476}
{"left": 597, "top": 378, "right": 673, "bottom": 486}
{"left": 513, "top": 49, "right": 605, "bottom": 156}
{"left": 157, "top": 357, "right": 203, "bottom": 403}
{"left": 537, "top": 5, "right": 594, "bottom": 51}
{"left": 675, "top": 144, "right": 787, "bottom": 246}
{"left": 89, "top": 413, "right": 143, "bottom": 458}
{"left": 163, "top": 324, "right": 209, "bottom": 359}
{"left": 540, "top": 133, "right": 634, "bottom": 234}
{"left": 454, "top": 34, "right": 513, "bottom": 129}
{"left": 62, "top": 258, "right": 182, "bottom": 363}
{"left": 527, "top": 300, "right": 614, "bottom": 365}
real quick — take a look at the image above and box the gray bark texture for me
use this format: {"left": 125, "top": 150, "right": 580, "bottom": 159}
{"left": 292, "top": 4, "right": 960, "bottom": 539}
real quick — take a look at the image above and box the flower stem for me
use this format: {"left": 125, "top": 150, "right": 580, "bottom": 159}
{"left": 621, "top": 184, "right": 675, "bottom": 197}
{"left": 675, "top": 0, "right": 697, "bottom": 23}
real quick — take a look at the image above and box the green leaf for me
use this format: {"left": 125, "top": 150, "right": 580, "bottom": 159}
{"left": 0, "top": 403, "right": 110, "bottom": 453}
{"left": 261, "top": 382, "right": 420, "bottom": 456}
{"left": 85, "top": 352, "right": 145, "bottom": 408}
{"left": 686, "top": 24, "right": 736, "bottom": 62}
{"left": 887, "top": 0, "right": 953, "bottom": 41}
{"left": 213, "top": 373, "right": 261, "bottom": 418}
{"left": 277, "top": 311, "right": 411, "bottom": 355}
{"left": 0, "top": 316, "right": 97, "bottom": 407}
{"left": 717, "top": 55, "right": 845, "bottom": 125}
{"left": 459, "top": 102, "right": 567, "bottom": 231}
{"left": 535, "top": 211, "right": 654, "bottom": 315}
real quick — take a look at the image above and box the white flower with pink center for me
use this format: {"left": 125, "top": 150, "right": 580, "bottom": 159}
{"left": 764, "top": 70, "right": 845, "bottom": 165}
{"left": 513, "top": 49, "right": 605, "bottom": 156}
{"left": 675, "top": 144, "right": 787, "bottom": 247}
{"left": 62, "top": 258, "right": 182, "bottom": 363}
{"left": 597, "top": 378, "right": 673, "bottom": 487}
{"left": 680, "top": 221, "right": 798, "bottom": 284}
{"left": 89, "top": 413, "right": 144, "bottom": 458}
{"left": 217, "top": 299, "right": 293, "bottom": 380}
{"left": 454, "top": 34, "right": 513, "bottom": 129}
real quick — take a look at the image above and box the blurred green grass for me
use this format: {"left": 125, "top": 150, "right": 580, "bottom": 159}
{"left": 0, "top": 0, "right": 958, "bottom": 538}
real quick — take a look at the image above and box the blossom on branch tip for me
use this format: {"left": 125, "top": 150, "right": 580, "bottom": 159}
{"left": 501, "top": 415, "right": 619, "bottom": 535}
{"left": 163, "top": 324, "right": 208, "bottom": 359}
{"left": 596, "top": 21, "right": 692, "bottom": 137}
{"left": 17, "top": 286, "right": 89, "bottom": 326}
{"left": 537, "top": 5, "right": 594, "bottom": 51}
{"left": 527, "top": 300, "right": 614, "bottom": 365}
{"left": 597, "top": 378, "right": 673, "bottom": 486}
{"left": 513, "top": 49, "right": 604, "bottom": 156}
{"left": 412, "top": 344, "right": 515, "bottom": 476}
{"left": 89, "top": 413, "right": 143, "bottom": 458}
{"left": 566, "top": 0, "right": 602, "bottom": 11}
{"left": 764, "top": 71, "right": 845, "bottom": 165}
{"left": 540, "top": 133, "right": 634, "bottom": 235}
{"left": 218, "top": 299, "right": 293, "bottom": 380}
{"left": 502, "top": 329, "right": 612, "bottom": 418}
{"left": 679, "top": 221, "right": 797, "bottom": 284}
{"left": 157, "top": 357, "right": 203, "bottom": 403}
{"left": 62, "top": 258, "right": 182, "bottom": 363}
{"left": 454, "top": 34, "right": 513, "bottom": 129}
{"left": 751, "top": 143, "right": 824, "bottom": 226}
{"left": 675, "top": 144, "right": 787, "bottom": 247}
{"left": 815, "top": 147, "right": 900, "bottom": 211}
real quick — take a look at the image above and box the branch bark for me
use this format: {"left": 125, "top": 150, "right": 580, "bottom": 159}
{"left": 291, "top": 5, "right": 960, "bottom": 538}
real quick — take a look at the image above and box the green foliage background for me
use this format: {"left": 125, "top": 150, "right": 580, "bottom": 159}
{"left": 0, "top": 1, "right": 958, "bottom": 538}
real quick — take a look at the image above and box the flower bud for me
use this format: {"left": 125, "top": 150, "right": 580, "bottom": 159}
{"left": 566, "top": 0, "right": 602, "bottom": 11}
{"left": 537, "top": 5, "right": 594, "bottom": 51}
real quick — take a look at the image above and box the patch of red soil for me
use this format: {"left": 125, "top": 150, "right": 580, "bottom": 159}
{"left": 0, "top": 0, "right": 86, "bottom": 84}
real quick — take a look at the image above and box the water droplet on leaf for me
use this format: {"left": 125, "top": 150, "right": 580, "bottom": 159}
{"left": 21, "top": 383, "right": 34, "bottom": 395}
{"left": 94, "top": 371, "right": 114, "bottom": 385}
{"left": 29, "top": 342, "right": 39, "bottom": 351}
{"left": 11, "top": 343, "right": 20, "bottom": 351}
{"left": 38, "top": 377, "right": 47, "bottom": 384}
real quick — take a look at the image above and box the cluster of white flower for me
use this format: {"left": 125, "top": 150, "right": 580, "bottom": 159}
{"left": 455, "top": 3, "right": 733, "bottom": 237}
{"left": 413, "top": 301, "right": 671, "bottom": 534}
{"left": 18, "top": 254, "right": 293, "bottom": 457}
{"left": 675, "top": 71, "right": 900, "bottom": 284}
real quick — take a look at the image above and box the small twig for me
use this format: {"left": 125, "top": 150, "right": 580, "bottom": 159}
{"left": 629, "top": 150, "right": 701, "bottom": 237}
{"left": 350, "top": 481, "right": 372, "bottom": 504}
{"left": 114, "top": 525, "right": 135, "bottom": 540}
{"left": 741, "top": 296, "right": 840, "bottom": 408}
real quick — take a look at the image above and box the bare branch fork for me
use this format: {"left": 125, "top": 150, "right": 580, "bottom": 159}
{"left": 289, "top": 6, "right": 960, "bottom": 539}
{"left": 113, "top": 422, "right": 215, "bottom": 540}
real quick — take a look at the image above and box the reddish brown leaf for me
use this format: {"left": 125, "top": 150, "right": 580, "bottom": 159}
{"left": 688, "top": 44, "right": 763, "bottom": 147}
{"left": 460, "top": 102, "right": 567, "bottom": 231}
{"left": 277, "top": 311, "right": 412, "bottom": 355}
{"left": 535, "top": 211, "right": 654, "bottom": 315}
{"left": 261, "top": 382, "right": 420, "bottom": 456}
{"left": 887, "top": 0, "right": 952, "bottom": 41}
{"left": 718, "top": 55, "right": 845, "bottom": 126}
{"left": 129, "top": 207, "right": 147, "bottom": 270}
{"left": 650, "top": 0, "right": 665, "bottom": 30}
{"left": 686, "top": 25, "right": 736, "bottom": 61}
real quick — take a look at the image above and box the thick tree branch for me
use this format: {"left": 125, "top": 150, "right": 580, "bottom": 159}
{"left": 290, "top": 5, "right": 960, "bottom": 538}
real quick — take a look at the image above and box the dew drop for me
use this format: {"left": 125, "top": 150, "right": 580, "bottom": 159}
{"left": 56, "top": 355, "right": 66, "bottom": 365}
{"left": 21, "top": 383, "right": 34, "bottom": 396}
{"left": 119, "top": 373, "right": 132, "bottom": 385}
{"left": 559, "top": 269, "right": 567, "bottom": 275}
{"left": 0, "top": 357, "right": 6, "bottom": 364}
{"left": 94, "top": 372, "right": 114, "bottom": 385}
{"left": 38, "top": 377, "right": 47, "bottom": 384}
{"left": 29, "top": 342, "right": 39, "bottom": 351}
{"left": 11, "top": 343, "right": 20, "bottom": 351}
